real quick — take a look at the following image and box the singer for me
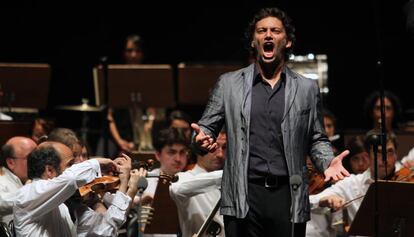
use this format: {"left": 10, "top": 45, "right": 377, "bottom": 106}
{"left": 192, "top": 7, "right": 350, "bottom": 237}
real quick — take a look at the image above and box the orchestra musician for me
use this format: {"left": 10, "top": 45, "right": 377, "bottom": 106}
{"left": 132, "top": 127, "right": 190, "bottom": 237}
{"left": 0, "top": 136, "right": 37, "bottom": 225}
{"left": 75, "top": 154, "right": 147, "bottom": 237}
{"left": 309, "top": 130, "right": 399, "bottom": 236}
{"left": 170, "top": 130, "right": 227, "bottom": 237}
{"left": 306, "top": 135, "right": 371, "bottom": 237}
{"left": 45, "top": 127, "right": 148, "bottom": 236}
{"left": 12, "top": 141, "right": 118, "bottom": 237}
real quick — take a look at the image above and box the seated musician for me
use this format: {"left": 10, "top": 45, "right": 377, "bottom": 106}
{"left": 75, "top": 155, "right": 147, "bottom": 237}
{"left": 135, "top": 127, "right": 190, "bottom": 237}
{"left": 0, "top": 136, "right": 37, "bottom": 225}
{"left": 309, "top": 130, "right": 398, "bottom": 236}
{"left": 46, "top": 127, "right": 148, "bottom": 236}
{"left": 342, "top": 136, "right": 370, "bottom": 175}
{"left": 169, "top": 130, "right": 226, "bottom": 237}
{"left": 306, "top": 135, "right": 370, "bottom": 237}
{"left": 12, "top": 141, "right": 118, "bottom": 236}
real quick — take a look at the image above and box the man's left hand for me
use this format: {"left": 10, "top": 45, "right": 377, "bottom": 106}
{"left": 324, "top": 150, "right": 350, "bottom": 182}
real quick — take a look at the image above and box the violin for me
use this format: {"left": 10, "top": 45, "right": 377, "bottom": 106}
{"left": 391, "top": 167, "right": 414, "bottom": 182}
{"left": 78, "top": 175, "right": 120, "bottom": 197}
{"left": 307, "top": 159, "right": 328, "bottom": 195}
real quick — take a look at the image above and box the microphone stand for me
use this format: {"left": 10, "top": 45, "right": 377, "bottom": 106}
{"left": 290, "top": 175, "right": 302, "bottom": 237}
{"left": 127, "top": 178, "right": 148, "bottom": 237}
{"left": 100, "top": 57, "right": 109, "bottom": 157}
{"left": 371, "top": 0, "right": 388, "bottom": 235}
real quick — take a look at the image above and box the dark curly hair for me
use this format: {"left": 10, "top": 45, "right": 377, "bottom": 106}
{"left": 28, "top": 146, "right": 61, "bottom": 179}
{"left": 245, "top": 7, "right": 296, "bottom": 61}
{"left": 153, "top": 127, "right": 190, "bottom": 152}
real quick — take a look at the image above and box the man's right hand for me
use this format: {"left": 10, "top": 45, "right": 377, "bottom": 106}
{"left": 191, "top": 123, "right": 218, "bottom": 152}
{"left": 319, "top": 195, "right": 345, "bottom": 211}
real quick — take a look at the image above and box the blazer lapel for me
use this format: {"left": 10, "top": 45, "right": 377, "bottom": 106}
{"left": 241, "top": 64, "right": 255, "bottom": 128}
{"left": 282, "top": 67, "right": 298, "bottom": 122}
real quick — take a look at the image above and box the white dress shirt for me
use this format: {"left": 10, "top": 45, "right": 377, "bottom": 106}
{"left": 13, "top": 159, "right": 101, "bottom": 237}
{"left": 309, "top": 169, "right": 372, "bottom": 237}
{"left": 0, "top": 166, "right": 23, "bottom": 223}
{"left": 306, "top": 205, "right": 342, "bottom": 237}
{"left": 76, "top": 191, "right": 132, "bottom": 237}
{"left": 170, "top": 165, "right": 223, "bottom": 237}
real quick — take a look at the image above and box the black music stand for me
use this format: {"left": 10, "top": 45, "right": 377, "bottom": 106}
{"left": 177, "top": 63, "right": 241, "bottom": 105}
{"left": 93, "top": 64, "right": 175, "bottom": 108}
{"left": 0, "top": 63, "right": 50, "bottom": 109}
{"left": 0, "top": 63, "right": 50, "bottom": 143}
{"left": 93, "top": 64, "right": 175, "bottom": 156}
{"left": 348, "top": 180, "right": 414, "bottom": 237}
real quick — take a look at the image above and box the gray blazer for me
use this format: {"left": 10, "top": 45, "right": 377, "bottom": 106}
{"left": 197, "top": 63, "right": 334, "bottom": 222}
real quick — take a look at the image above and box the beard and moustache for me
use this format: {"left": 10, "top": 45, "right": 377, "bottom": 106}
{"left": 255, "top": 40, "right": 287, "bottom": 79}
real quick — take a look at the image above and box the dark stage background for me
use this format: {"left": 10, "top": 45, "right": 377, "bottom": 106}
{"left": 1, "top": 2, "right": 413, "bottom": 150}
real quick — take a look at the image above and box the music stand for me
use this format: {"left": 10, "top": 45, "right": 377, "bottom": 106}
{"left": 177, "top": 63, "right": 241, "bottom": 105}
{"left": 0, "top": 63, "right": 50, "bottom": 109}
{"left": 93, "top": 64, "right": 175, "bottom": 108}
{"left": 348, "top": 180, "right": 414, "bottom": 237}
{"left": 0, "top": 121, "right": 33, "bottom": 145}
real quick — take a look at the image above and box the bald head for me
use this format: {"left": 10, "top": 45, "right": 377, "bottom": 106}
{"left": 5, "top": 136, "right": 37, "bottom": 158}
{"left": 1, "top": 136, "right": 37, "bottom": 183}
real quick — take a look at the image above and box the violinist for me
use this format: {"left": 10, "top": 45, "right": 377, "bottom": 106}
{"left": 47, "top": 127, "right": 149, "bottom": 236}
{"left": 75, "top": 154, "right": 147, "bottom": 237}
{"left": 309, "top": 130, "right": 398, "bottom": 236}
{"left": 13, "top": 141, "right": 119, "bottom": 237}
{"left": 306, "top": 135, "right": 370, "bottom": 237}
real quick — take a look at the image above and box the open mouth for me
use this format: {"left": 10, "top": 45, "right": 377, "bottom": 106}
{"left": 263, "top": 42, "right": 275, "bottom": 58}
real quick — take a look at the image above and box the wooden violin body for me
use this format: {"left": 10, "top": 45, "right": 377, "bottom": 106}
{"left": 307, "top": 159, "right": 328, "bottom": 195}
{"left": 79, "top": 176, "right": 120, "bottom": 197}
{"left": 309, "top": 172, "right": 327, "bottom": 195}
{"left": 391, "top": 167, "right": 414, "bottom": 182}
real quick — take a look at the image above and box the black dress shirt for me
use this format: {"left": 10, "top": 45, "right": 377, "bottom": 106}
{"left": 249, "top": 66, "right": 288, "bottom": 178}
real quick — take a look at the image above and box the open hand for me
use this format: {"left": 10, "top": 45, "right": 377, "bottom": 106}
{"left": 324, "top": 150, "right": 350, "bottom": 182}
